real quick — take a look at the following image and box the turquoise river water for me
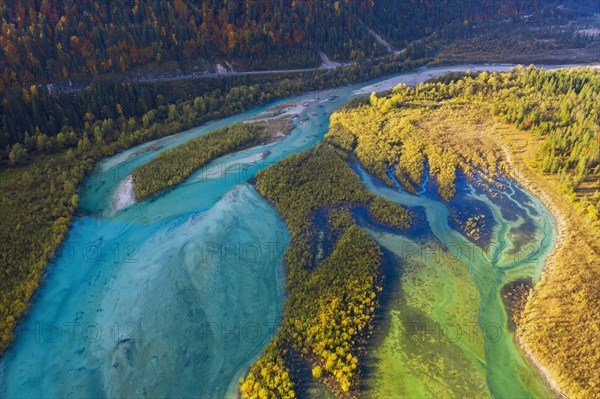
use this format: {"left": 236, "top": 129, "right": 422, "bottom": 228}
{"left": 0, "top": 64, "right": 577, "bottom": 398}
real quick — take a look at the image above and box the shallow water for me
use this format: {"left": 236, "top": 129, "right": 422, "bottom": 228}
{"left": 357, "top": 165, "right": 556, "bottom": 398}
{"left": 1, "top": 64, "right": 568, "bottom": 398}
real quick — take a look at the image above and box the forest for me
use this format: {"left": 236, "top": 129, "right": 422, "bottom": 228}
{"left": 1, "top": 0, "right": 597, "bottom": 157}
{"left": 321, "top": 66, "right": 599, "bottom": 398}
{"left": 363, "top": 0, "right": 599, "bottom": 48}
{"left": 0, "top": 49, "right": 434, "bottom": 159}
{"left": 433, "top": 13, "right": 600, "bottom": 65}
{"left": 242, "top": 143, "right": 412, "bottom": 398}
{"left": 0, "top": 0, "right": 561, "bottom": 90}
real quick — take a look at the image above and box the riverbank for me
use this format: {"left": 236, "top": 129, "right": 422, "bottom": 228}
{"left": 329, "top": 67, "right": 600, "bottom": 397}
{"left": 112, "top": 175, "right": 136, "bottom": 211}
{"left": 493, "top": 126, "right": 570, "bottom": 399}
{"left": 352, "top": 63, "right": 600, "bottom": 95}
{"left": 492, "top": 122, "right": 599, "bottom": 399}
{"left": 351, "top": 64, "right": 516, "bottom": 94}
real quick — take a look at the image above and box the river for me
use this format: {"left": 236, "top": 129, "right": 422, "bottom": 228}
{"left": 0, "top": 64, "right": 576, "bottom": 398}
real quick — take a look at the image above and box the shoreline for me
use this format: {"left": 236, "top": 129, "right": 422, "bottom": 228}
{"left": 352, "top": 63, "right": 600, "bottom": 95}
{"left": 123, "top": 109, "right": 294, "bottom": 204}
{"left": 496, "top": 136, "right": 569, "bottom": 399}
{"left": 112, "top": 175, "right": 136, "bottom": 211}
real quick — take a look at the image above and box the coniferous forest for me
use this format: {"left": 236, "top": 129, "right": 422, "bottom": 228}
{"left": 1, "top": 0, "right": 598, "bottom": 156}
{"left": 1, "top": 0, "right": 572, "bottom": 89}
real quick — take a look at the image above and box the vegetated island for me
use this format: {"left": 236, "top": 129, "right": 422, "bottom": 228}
{"left": 242, "top": 65, "right": 598, "bottom": 399}
{"left": 131, "top": 113, "right": 295, "bottom": 201}
{"left": 240, "top": 143, "right": 411, "bottom": 398}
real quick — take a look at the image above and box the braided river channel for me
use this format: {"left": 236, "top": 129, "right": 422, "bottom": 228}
{"left": 2, "top": 64, "right": 578, "bottom": 398}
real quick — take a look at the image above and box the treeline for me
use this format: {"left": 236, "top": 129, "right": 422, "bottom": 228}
{"left": 132, "top": 123, "right": 265, "bottom": 200}
{"left": 0, "top": 49, "right": 433, "bottom": 158}
{"left": 242, "top": 144, "right": 411, "bottom": 398}
{"left": 0, "top": 0, "right": 563, "bottom": 92}
{"left": 0, "top": 128, "right": 113, "bottom": 353}
{"left": 1, "top": 73, "right": 289, "bottom": 156}
{"left": 491, "top": 68, "right": 600, "bottom": 194}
